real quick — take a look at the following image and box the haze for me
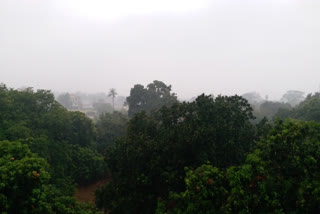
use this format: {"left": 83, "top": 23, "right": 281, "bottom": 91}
{"left": 1, "top": 0, "right": 319, "bottom": 100}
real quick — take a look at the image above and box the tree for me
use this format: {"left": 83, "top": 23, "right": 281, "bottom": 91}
{"left": 226, "top": 120, "right": 320, "bottom": 213}
{"left": 68, "top": 111, "right": 96, "bottom": 147}
{"left": 0, "top": 86, "right": 106, "bottom": 191}
{"left": 95, "top": 112, "right": 128, "bottom": 154}
{"left": 108, "top": 88, "right": 118, "bottom": 112}
{"left": 0, "top": 140, "right": 51, "bottom": 213}
{"left": 281, "top": 90, "right": 305, "bottom": 107}
{"left": 155, "top": 164, "right": 229, "bottom": 214}
{"left": 96, "top": 94, "right": 256, "bottom": 213}
{"left": 258, "top": 101, "right": 292, "bottom": 119}
{"left": 294, "top": 94, "right": 320, "bottom": 122}
{"left": 275, "top": 93, "right": 320, "bottom": 122}
{"left": 158, "top": 120, "right": 320, "bottom": 213}
{"left": 57, "top": 93, "right": 73, "bottom": 110}
{"left": 241, "top": 92, "right": 264, "bottom": 105}
{"left": 126, "top": 80, "right": 178, "bottom": 117}
{"left": 0, "top": 140, "right": 103, "bottom": 214}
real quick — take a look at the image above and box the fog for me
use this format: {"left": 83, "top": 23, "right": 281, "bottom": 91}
{"left": 1, "top": 0, "right": 319, "bottom": 100}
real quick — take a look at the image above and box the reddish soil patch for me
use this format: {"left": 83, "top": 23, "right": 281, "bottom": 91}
{"left": 75, "top": 179, "right": 109, "bottom": 204}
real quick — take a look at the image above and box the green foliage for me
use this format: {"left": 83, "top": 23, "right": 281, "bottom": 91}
{"left": 156, "top": 164, "right": 229, "bottom": 214}
{"left": 0, "top": 85, "right": 69, "bottom": 142}
{"left": 5, "top": 82, "right": 320, "bottom": 213}
{"left": 254, "top": 117, "right": 273, "bottom": 140}
{"left": 126, "top": 80, "right": 178, "bottom": 117}
{"left": 0, "top": 140, "right": 102, "bottom": 214}
{"left": 68, "top": 111, "right": 96, "bottom": 147}
{"left": 227, "top": 120, "right": 320, "bottom": 213}
{"left": 0, "top": 86, "right": 105, "bottom": 185}
{"left": 241, "top": 92, "right": 264, "bottom": 105}
{"left": 0, "top": 140, "right": 50, "bottom": 213}
{"left": 22, "top": 138, "right": 106, "bottom": 187}
{"left": 159, "top": 120, "right": 320, "bottom": 213}
{"left": 57, "top": 93, "right": 73, "bottom": 109}
{"left": 96, "top": 94, "right": 256, "bottom": 213}
{"left": 0, "top": 84, "right": 106, "bottom": 212}
{"left": 95, "top": 112, "right": 128, "bottom": 154}
{"left": 281, "top": 90, "right": 305, "bottom": 107}
{"left": 68, "top": 144, "right": 106, "bottom": 184}
{"left": 258, "top": 101, "right": 292, "bottom": 120}
{"left": 294, "top": 95, "right": 320, "bottom": 122}
{"left": 275, "top": 93, "right": 320, "bottom": 122}
{"left": 48, "top": 195, "right": 102, "bottom": 214}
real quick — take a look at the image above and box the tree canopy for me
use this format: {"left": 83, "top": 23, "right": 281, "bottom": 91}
{"left": 3, "top": 82, "right": 320, "bottom": 213}
{"left": 96, "top": 94, "right": 257, "bottom": 213}
{"left": 281, "top": 90, "right": 305, "bottom": 107}
{"left": 0, "top": 84, "right": 105, "bottom": 213}
{"left": 0, "top": 140, "right": 101, "bottom": 214}
{"left": 126, "top": 80, "right": 178, "bottom": 117}
{"left": 157, "top": 120, "right": 320, "bottom": 213}
{"left": 275, "top": 92, "right": 320, "bottom": 122}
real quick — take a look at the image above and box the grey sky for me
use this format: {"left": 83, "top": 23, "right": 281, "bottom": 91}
{"left": 1, "top": 0, "right": 319, "bottom": 100}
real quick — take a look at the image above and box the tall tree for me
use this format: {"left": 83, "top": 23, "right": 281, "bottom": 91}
{"left": 241, "top": 92, "right": 264, "bottom": 105}
{"left": 281, "top": 90, "right": 305, "bottom": 107}
{"left": 126, "top": 80, "right": 178, "bottom": 117}
{"left": 108, "top": 88, "right": 118, "bottom": 112}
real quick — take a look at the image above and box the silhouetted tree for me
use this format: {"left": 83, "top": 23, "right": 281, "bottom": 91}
{"left": 281, "top": 90, "right": 305, "bottom": 107}
{"left": 108, "top": 88, "right": 118, "bottom": 112}
{"left": 126, "top": 80, "right": 178, "bottom": 117}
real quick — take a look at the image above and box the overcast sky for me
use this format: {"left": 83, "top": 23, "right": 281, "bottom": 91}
{"left": 1, "top": 0, "right": 319, "bottom": 100}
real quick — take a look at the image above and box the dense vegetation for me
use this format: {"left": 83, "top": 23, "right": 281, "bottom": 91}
{"left": 95, "top": 83, "right": 320, "bottom": 213}
{"left": 276, "top": 93, "right": 320, "bottom": 122}
{"left": 0, "top": 84, "right": 104, "bottom": 213}
{"left": 95, "top": 112, "right": 128, "bottom": 154}
{"left": 1, "top": 81, "right": 320, "bottom": 213}
{"left": 0, "top": 140, "right": 101, "bottom": 214}
{"left": 126, "top": 80, "right": 178, "bottom": 117}
{"left": 96, "top": 94, "right": 258, "bottom": 213}
{"left": 156, "top": 120, "right": 320, "bottom": 213}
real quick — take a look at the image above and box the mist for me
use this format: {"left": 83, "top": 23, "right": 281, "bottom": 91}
{"left": 2, "top": 1, "right": 320, "bottom": 212}
{"left": 1, "top": 0, "right": 319, "bottom": 100}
